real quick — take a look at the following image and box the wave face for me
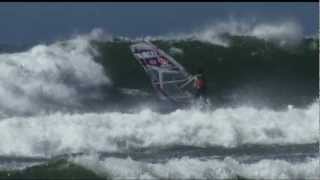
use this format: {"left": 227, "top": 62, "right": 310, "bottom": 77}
{"left": 94, "top": 36, "right": 318, "bottom": 109}
{"left": 0, "top": 25, "right": 318, "bottom": 116}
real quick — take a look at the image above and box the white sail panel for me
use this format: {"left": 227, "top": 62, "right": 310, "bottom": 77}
{"left": 130, "top": 42, "right": 194, "bottom": 103}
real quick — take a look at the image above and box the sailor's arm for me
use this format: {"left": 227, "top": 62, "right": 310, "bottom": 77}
{"left": 179, "top": 75, "right": 198, "bottom": 89}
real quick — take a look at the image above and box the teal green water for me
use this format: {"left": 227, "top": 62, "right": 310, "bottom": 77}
{"left": 93, "top": 36, "right": 318, "bottom": 108}
{"left": 0, "top": 36, "right": 318, "bottom": 180}
{"left": 0, "top": 159, "right": 106, "bottom": 180}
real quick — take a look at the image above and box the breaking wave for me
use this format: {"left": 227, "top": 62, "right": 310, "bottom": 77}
{"left": 0, "top": 101, "right": 317, "bottom": 157}
{"left": 71, "top": 154, "right": 319, "bottom": 179}
{"left": 0, "top": 19, "right": 318, "bottom": 179}
{"left": 0, "top": 19, "right": 317, "bottom": 117}
{"left": 0, "top": 31, "right": 111, "bottom": 117}
{"left": 135, "top": 19, "right": 303, "bottom": 47}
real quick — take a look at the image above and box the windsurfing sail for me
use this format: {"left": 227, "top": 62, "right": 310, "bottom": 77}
{"left": 130, "top": 41, "right": 195, "bottom": 104}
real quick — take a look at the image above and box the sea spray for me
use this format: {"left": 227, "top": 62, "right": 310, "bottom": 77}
{"left": 71, "top": 155, "right": 320, "bottom": 179}
{"left": 0, "top": 30, "right": 111, "bottom": 116}
{"left": 0, "top": 102, "right": 317, "bottom": 157}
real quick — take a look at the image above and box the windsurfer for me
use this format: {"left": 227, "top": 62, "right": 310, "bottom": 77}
{"left": 194, "top": 68, "right": 207, "bottom": 98}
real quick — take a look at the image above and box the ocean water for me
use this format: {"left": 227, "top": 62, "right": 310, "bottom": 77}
{"left": 0, "top": 21, "right": 318, "bottom": 179}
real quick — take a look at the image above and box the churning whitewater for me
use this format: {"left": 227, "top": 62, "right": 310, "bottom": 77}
{"left": 71, "top": 155, "right": 319, "bottom": 179}
{"left": 0, "top": 102, "right": 318, "bottom": 157}
{"left": 0, "top": 32, "right": 110, "bottom": 117}
{"left": 0, "top": 21, "right": 318, "bottom": 179}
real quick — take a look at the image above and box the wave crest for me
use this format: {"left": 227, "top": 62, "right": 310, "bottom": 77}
{"left": 0, "top": 31, "right": 111, "bottom": 116}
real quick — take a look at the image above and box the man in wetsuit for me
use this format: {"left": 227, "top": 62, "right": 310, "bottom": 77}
{"left": 194, "top": 68, "right": 207, "bottom": 98}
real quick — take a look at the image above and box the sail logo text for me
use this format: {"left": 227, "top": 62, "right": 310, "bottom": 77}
{"left": 136, "top": 51, "right": 158, "bottom": 59}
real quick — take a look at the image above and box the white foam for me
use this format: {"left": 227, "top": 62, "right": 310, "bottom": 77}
{"left": 0, "top": 102, "right": 317, "bottom": 157}
{"left": 71, "top": 155, "right": 320, "bottom": 179}
{"left": 251, "top": 21, "right": 303, "bottom": 46}
{"left": 0, "top": 29, "right": 111, "bottom": 116}
{"left": 132, "top": 19, "right": 304, "bottom": 47}
{"left": 119, "top": 88, "right": 151, "bottom": 97}
{"left": 169, "top": 47, "right": 184, "bottom": 56}
{"left": 0, "top": 162, "right": 44, "bottom": 171}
